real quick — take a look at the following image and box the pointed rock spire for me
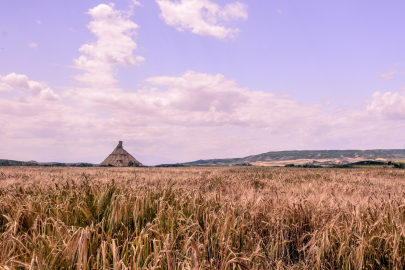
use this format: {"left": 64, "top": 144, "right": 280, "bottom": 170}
{"left": 100, "top": 141, "right": 142, "bottom": 167}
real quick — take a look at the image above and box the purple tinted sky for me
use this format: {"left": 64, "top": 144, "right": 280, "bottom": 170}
{"left": 1, "top": 0, "right": 405, "bottom": 165}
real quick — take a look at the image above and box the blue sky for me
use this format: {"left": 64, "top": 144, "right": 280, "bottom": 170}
{"left": 1, "top": 0, "right": 405, "bottom": 165}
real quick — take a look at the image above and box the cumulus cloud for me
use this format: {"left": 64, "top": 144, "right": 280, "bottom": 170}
{"left": 156, "top": 0, "right": 248, "bottom": 39}
{"left": 28, "top": 43, "right": 38, "bottom": 48}
{"left": 67, "top": 70, "right": 326, "bottom": 149}
{"left": 0, "top": 82, "right": 13, "bottom": 94}
{"left": 137, "top": 71, "right": 321, "bottom": 129}
{"left": 0, "top": 75, "right": 13, "bottom": 94}
{"left": 0, "top": 73, "right": 60, "bottom": 101}
{"left": 74, "top": 3, "right": 143, "bottom": 86}
{"left": 367, "top": 92, "right": 405, "bottom": 120}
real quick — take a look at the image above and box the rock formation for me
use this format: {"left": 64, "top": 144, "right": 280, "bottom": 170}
{"left": 100, "top": 141, "right": 142, "bottom": 167}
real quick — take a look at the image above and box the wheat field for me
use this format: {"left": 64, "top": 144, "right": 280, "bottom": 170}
{"left": 1, "top": 166, "right": 405, "bottom": 269}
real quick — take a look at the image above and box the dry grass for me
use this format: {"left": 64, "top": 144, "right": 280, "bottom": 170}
{"left": 1, "top": 166, "right": 405, "bottom": 269}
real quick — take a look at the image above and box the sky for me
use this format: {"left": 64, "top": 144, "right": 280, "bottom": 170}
{"left": 1, "top": 0, "right": 405, "bottom": 165}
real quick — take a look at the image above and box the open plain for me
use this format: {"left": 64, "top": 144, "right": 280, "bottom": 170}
{"left": 1, "top": 166, "right": 405, "bottom": 269}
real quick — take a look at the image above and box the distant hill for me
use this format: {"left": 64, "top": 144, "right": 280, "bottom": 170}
{"left": 183, "top": 149, "right": 405, "bottom": 166}
{"left": 0, "top": 159, "right": 97, "bottom": 167}
{"left": 2, "top": 149, "right": 405, "bottom": 167}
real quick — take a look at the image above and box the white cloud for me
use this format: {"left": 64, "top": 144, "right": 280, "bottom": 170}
{"left": 0, "top": 73, "right": 60, "bottom": 101}
{"left": 0, "top": 82, "right": 13, "bottom": 94}
{"left": 367, "top": 92, "right": 405, "bottom": 120}
{"left": 39, "top": 88, "right": 62, "bottom": 101}
{"left": 156, "top": 0, "right": 248, "bottom": 39}
{"left": 74, "top": 3, "right": 143, "bottom": 86}
{"left": 380, "top": 70, "right": 397, "bottom": 81}
{"left": 69, "top": 70, "right": 325, "bottom": 139}
{"left": 140, "top": 71, "right": 320, "bottom": 128}
{"left": 379, "top": 63, "right": 405, "bottom": 81}
{"left": 136, "top": 55, "right": 145, "bottom": 62}
{"left": 28, "top": 43, "right": 38, "bottom": 48}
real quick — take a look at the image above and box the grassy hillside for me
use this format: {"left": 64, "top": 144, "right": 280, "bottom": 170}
{"left": 183, "top": 149, "right": 405, "bottom": 166}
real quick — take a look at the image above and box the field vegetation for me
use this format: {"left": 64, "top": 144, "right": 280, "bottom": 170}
{"left": 1, "top": 166, "right": 405, "bottom": 269}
